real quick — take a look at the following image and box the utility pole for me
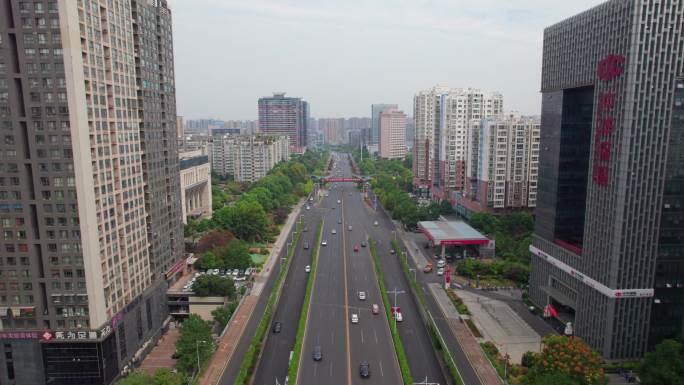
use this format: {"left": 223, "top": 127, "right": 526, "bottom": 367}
{"left": 387, "top": 288, "right": 405, "bottom": 308}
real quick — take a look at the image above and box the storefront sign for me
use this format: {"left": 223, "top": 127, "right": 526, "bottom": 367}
{"left": 41, "top": 327, "right": 109, "bottom": 342}
{"left": 530, "top": 245, "right": 653, "bottom": 298}
{"left": 593, "top": 54, "right": 625, "bottom": 187}
{"left": 0, "top": 331, "right": 39, "bottom": 340}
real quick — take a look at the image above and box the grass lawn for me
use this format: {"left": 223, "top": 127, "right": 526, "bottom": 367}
{"left": 250, "top": 254, "right": 266, "bottom": 265}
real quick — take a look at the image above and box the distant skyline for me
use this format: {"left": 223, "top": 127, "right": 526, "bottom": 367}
{"left": 171, "top": 0, "right": 605, "bottom": 120}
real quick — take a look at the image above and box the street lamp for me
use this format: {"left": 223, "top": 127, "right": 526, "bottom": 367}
{"left": 195, "top": 340, "right": 207, "bottom": 374}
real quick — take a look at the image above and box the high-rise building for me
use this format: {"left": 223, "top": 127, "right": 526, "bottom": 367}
{"left": 176, "top": 116, "right": 184, "bottom": 138}
{"left": 0, "top": 1, "right": 183, "bottom": 384}
{"left": 319, "top": 118, "right": 345, "bottom": 145}
{"left": 378, "top": 108, "right": 407, "bottom": 159}
{"left": 528, "top": 0, "right": 684, "bottom": 360}
{"left": 405, "top": 116, "right": 415, "bottom": 150}
{"left": 413, "top": 86, "right": 449, "bottom": 194}
{"left": 258, "top": 93, "right": 309, "bottom": 151}
{"left": 212, "top": 135, "right": 290, "bottom": 182}
{"left": 371, "top": 104, "right": 398, "bottom": 145}
{"left": 457, "top": 114, "right": 539, "bottom": 217}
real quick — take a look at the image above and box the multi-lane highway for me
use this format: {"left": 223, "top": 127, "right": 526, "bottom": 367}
{"left": 298, "top": 154, "right": 402, "bottom": 385}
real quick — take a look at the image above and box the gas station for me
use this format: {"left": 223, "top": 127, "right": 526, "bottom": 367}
{"left": 417, "top": 220, "right": 492, "bottom": 259}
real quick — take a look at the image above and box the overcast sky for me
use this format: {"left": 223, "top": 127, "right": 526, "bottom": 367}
{"left": 171, "top": 0, "right": 605, "bottom": 120}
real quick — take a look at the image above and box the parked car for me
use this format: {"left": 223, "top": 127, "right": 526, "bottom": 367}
{"left": 437, "top": 259, "right": 446, "bottom": 268}
{"left": 359, "top": 361, "right": 370, "bottom": 378}
{"left": 272, "top": 322, "right": 282, "bottom": 333}
{"left": 372, "top": 304, "right": 379, "bottom": 315}
{"left": 437, "top": 268, "right": 444, "bottom": 276}
{"left": 312, "top": 346, "right": 322, "bottom": 361}
{"left": 351, "top": 313, "right": 359, "bottom": 324}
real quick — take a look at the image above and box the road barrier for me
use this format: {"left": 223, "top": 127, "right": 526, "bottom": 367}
{"left": 369, "top": 238, "right": 413, "bottom": 385}
{"left": 233, "top": 221, "right": 303, "bottom": 385}
{"left": 288, "top": 219, "right": 324, "bottom": 383}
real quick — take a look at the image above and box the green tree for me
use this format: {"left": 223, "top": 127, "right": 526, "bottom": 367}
{"left": 439, "top": 200, "right": 455, "bottom": 215}
{"left": 151, "top": 368, "right": 184, "bottom": 385}
{"left": 175, "top": 315, "right": 215, "bottom": 375}
{"left": 220, "top": 239, "right": 252, "bottom": 270}
{"left": 639, "top": 339, "right": 684, "bottom": 385}
{"left": 525, "top": 336, "right": 606, "bottom": 385}
{"left": 197, "top": 251, "right": 220, "bottom": 270}
{"left": 530, "top": 372, "right": 582, "bottom": 385}
{"left": 116, "top": 371, "right": 151, "bottom": 385}
{"left": 212, "top": 302, "right": 237, "bottom": 329}
{"left": 214, "top": 200, "right": 270, "bottom": 241}
{"left": 192, "top": 275, "right": 236, "bottom": 298}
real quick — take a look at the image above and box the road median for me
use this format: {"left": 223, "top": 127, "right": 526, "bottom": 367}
{"left": 369, "top": 238, "right": 413, "bottom": 385}
{"left": 288, "top": 219, "right": 324, "bottom": 384}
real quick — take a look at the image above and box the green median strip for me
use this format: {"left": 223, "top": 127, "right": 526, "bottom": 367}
{"left": 391, "top": 239, "right": 465, "bottom": 385}
{"left": 287, "top": 219, "right": 324, "bottom": 384}
{"left": 369, "top": 238, "right": 413, "bottom": 385}
{"left": 233, "top": 220, "right": 303, "bottom": 385}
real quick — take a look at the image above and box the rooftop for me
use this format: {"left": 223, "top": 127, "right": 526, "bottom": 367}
{"left": 418, "top": 220, "right": 489, "bottom": 246}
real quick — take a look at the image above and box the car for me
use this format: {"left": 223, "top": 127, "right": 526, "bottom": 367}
{"left": 331, "top": 229, "right": 337, "bottom": 234}
{"left": 337, "top": 200, "right": 341, "bottom": 204}
{"left": 351, "top": 313, "right": 359, "bottom": 324}
{"left": 312, "top": 346, "right": 322, "bottom": 361}
{"left": 349, "top": 192, "right": 352, "bottom": 196}
{"left": 373, "top": 221, "right": 379, "bottom": 226}
{"left": 361, "top": 241, "right": 367, "bottom": 247}
{"left": 390, "top": 249, "right": 395, "bottom": 254}
{"left": 305, "top": 265, "right": 311, "bottom": 273}
{"left": 321, "top": 239, "right": 327, "bottom": 246}
{"left": 354, "top": 244, "right": 359, "bottom": 252}
{"left": 359, "top": 361, "right": 370, "bottom": 378}
{"left": 437, "top": 268, "right": 444, "bottom": 276}
{"left": 306, "top": 205, "right": 310, "bottom": 210}
{"left": 348, "top": 225, "right": 352, "bottom": 231}
{"left": 303, "top": 226, "right": 308, "bottom": 232}
{"left": 309, "top": 197, "right": 314, "bottom": 201}
{"left": 437, "top": 259, "right": 446, "bottom": 268}
{"left": 358, "top": 291, "right": 366, "bottom": 300}
{"left": 232, "top": 269, "right": 239, "bottom": 277}
{"left": 372, "top": 304, "right": 379, "bottom": 314}
{"left": 272, "top": 322, "right": 282, "bottom": 333}
{"left": 423, "top": 262, "right": 434, "bottom": 273}
{"left": 394, "top": 312, "right": 403, "bottom": 322}
{"left": 338, "top": 218, "right": 342, "bottom": 224}
{"left": 303, "top": 241, "right": 309, "bottom": 249}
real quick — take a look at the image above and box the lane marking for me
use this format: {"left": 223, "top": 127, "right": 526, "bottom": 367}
{"left": 374, "top": 329, "right": 378, "bottom": 344}
{"left": 313, "top": 362, "right": 318, "bottom": 377}
{"left": 330, "top": 361, "right": 334, "bottom": 377}
{"left": 379, "top": 360, "right": 384, "bottom": 377}
{"left": 361, "top": 329, "right": 365, "bottom": 344}
{"left": 341, "top": 184, "right": 352, "bottom": 385}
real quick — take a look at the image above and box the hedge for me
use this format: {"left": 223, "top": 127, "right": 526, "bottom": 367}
{"left": 287, "top": 219, "right": 323, "bottom": 383}
{"left": 369, "top": 238, "right": 413, "bottom": 385}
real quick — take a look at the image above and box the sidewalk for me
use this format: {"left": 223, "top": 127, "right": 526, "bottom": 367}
{"left": 197, "top": 198, "right": 305, "bottom": 385}
{"left": 429, "top": 283, "right": 504, "bottom": 385}
{"left": 139, "top": 327, "right": 180, "bottom": 375}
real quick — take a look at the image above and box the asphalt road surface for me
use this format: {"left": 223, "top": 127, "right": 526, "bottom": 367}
{"left": 298, "top": 154, "right": 402, "bottom": 385}
{"left": 251, "top": 206, "right": 321, "bottom": 385}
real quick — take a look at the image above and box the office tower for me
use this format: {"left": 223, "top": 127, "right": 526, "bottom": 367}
{"left": 0, "top": 1, "right": 182, "bottom": 384}
{"left": 438, "top": 89, "right": 503, "bottom": 197}
{"left": 528, "top": 0, "right": 684, "bottom": 360}
{"left": 378, "top": 108, "right": 407, "bottom": 159}
{"left": 457, "top": 114, "right": 540, "bottom": 217}
{"left": 179, "top": 150, "right": 212, "bottom": 225}
{"left": 258, "top": 93, "right": 309, "bottom": 151}
{"left": 319, "top": 118, "right": 345, "bottom": 145}
{"left": 370, "top": 104, "right": 397, "bottom": 145}
{"left": 211, "top": 135, "right": 290, "bottom": 182}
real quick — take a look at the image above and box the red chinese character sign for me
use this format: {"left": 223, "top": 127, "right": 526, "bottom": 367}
{"left": 593, "top": 54, "right": 625, "bottom": 187}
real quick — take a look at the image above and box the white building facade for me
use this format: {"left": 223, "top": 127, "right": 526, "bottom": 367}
{"left": 211, "top": 135, "right": 290, "bottom": 182}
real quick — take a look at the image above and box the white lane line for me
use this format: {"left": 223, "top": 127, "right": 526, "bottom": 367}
{"left": 313, "top": 362, "right": 318, "bottom": 377}
{"left": 331, "top": 331, "right": 334, "bottom": 346}
{"left": 379, "top": 360, "right": 384, "bottom": 377}
{"left": 330, "top": 361, "right": 334, "bottom": 377}
{"left": 374, "top": 329, "right": 378, "bottom": 344}
{"left": 360, "top": 329, "right": 364, "bottom": 344}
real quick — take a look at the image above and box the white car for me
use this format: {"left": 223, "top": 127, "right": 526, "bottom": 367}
{"left": 348, "top": 225, "right": 352, "bottom": 231}
{"left": 306, "top": 205, "right": 310, "bottom": 210}
{"left": 437, "top": 268, "right": 444, "bottom": 276}
{"left": 321, "top": 239, "right": 328, "bottom": 246}
{"left": 337, "top": 200, "right": 341, "bottom": 204}
{"left": 358, "top": 291, "right": 366, "bottom": 300}
{"left": 437, "top": 259, "right": 446, "bottom": 268}
{"left": 394, "top": 312, "right": 403, "bottom": 322}
{"left": 305, "top": 265, "right": 311, "bottom": 273}
{"left": 373, "top": 221, "right": 379, "bottom": 226}
{"left": 331, "top": 229, "right": 337, "bottom": 234}
{"left": 351, "top": 313, "right": 359, "bottom": 324}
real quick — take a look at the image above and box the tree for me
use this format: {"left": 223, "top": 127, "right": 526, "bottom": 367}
{"left": 525, "top": 336, "right": 606, "bottom": 385}
{"left": 195, "top": 229, "right": 235, "bottom": 253}
{"left": 115, "top": 368, "right": 184, "bottom": 385}
{"left": 530, "top": 372, "right": 582, "bottom": 385}
{"left": 175, "top": 315, "right": 215, "bottom": 375}
{"left": 212, "top": 302, "right": 237, "bottom": 329}
{"left": 439, "top": 200, "right": 455, "bottom": 215}
{"left": 192, "top": 275, "right": 236, "bottom": 298}
{"left": 214, "top": 200, "right": 270, "bottom": 241}
{"left": 639, "top": 339, "right": 684, "bottom": 385}
{"left": 220, "top": 240, "right": 252, "bottom": 270}
{"left": 522, "top": 351, "right": 537, "bottom": 368}
{"left": 197, "top": 251, "right": 220, "bottom": 270}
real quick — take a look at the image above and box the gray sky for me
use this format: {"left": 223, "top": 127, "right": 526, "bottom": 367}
{"left": 171, "top": 0, "right": 605, "bottom": 120}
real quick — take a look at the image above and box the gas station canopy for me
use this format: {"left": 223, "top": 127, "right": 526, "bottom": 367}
{"left": 418, "top": 221, "right": 489, "bottom": 247}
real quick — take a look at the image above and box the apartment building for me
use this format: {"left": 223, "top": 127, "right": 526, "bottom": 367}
{"left": 378, "top": 108, "right": 407, "bottom": 159}
{"left": 211, "top": 135, "right": 289, "bottom": 183}
{"left": 528, "top": 0, "right": 684, "bottom": 359}
{"left": 0, "top": 1, "right": 183, "bottom": 384}
{"left": 457, "top": 114, "right": 540, "bottom": 217}
{"left": 370, "top": 104, "right": 397, "bottom": 145}
{"left": 258, "top": 93, "right": 309, "bottom": 151}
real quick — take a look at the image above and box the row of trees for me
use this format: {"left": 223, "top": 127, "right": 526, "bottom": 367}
{"left": 469, "top": 212, "right": 534, "bottom": 262}
{"left": 455, "top": 258, "right": 530, "bottom": 284}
